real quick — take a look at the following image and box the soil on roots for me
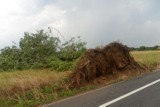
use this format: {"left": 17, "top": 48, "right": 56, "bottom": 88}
{"left": 68, "top": 42, "right": 148, "bottom": 88}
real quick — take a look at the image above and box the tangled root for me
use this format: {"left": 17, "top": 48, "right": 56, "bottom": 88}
{"left": 69, "top": 42, "right": 147, "bottom": 88}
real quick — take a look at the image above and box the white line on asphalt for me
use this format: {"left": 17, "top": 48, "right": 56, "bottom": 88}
{"left": 99, "top": 78, "right": 160, "bottom": 107}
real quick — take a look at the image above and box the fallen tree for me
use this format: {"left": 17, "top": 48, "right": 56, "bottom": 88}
{"left": 68, "top": 42, "right": 148, "bottom": 88}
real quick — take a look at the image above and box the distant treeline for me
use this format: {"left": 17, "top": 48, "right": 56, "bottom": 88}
{"left": 130, "top": 45, "right": 160, "bottom": 51}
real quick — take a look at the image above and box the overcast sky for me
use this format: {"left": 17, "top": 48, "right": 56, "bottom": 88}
{"left": 0, "top": 0, "right": 160, "bottom": 49}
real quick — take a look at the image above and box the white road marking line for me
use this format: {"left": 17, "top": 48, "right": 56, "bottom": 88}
{"left": 99, "top": 79, "right": 160, "bottom": 107}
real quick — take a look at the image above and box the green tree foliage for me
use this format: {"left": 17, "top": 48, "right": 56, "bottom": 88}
{"left": 0, "top": 46, "right": 22, "bottom": 70}
{"left": 130, "top": 45, "right": 160, "bottom": 51}
{"left": 58, "top": 37, "right": 86, "bottom": 61}
{"left": 0, "top": 28, "right": 86, "bottom": 71}
{"left": 19, "top": 30, "right": 60, "bottom": 68}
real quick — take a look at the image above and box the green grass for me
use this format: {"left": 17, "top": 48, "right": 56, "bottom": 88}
{"left": 131, "top": 51, "right": 160, "bottom": 69}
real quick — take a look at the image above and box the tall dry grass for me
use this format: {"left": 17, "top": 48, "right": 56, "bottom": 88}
{"left": 131, "top": 50, "right": 160, "bottom": 69}
{"left": 0, "top": 70, "right": 70, "bottom": 98}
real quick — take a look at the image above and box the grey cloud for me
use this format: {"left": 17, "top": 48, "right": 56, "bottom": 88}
{"left": 56, "top": 0, "right": 158, "bottom": 47}
{"left": 0, "top": 0, "right": 160, "bottom": 49}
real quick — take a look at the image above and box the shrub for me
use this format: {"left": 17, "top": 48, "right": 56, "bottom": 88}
{"left": 0, "top": 28, "right": 86, "bottom": 71}
{"left": 47, "top": 56, "right": 76, "bottom": 71}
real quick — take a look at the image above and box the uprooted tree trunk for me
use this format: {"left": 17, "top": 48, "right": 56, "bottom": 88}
{"left": 68, "top": 42, "right": 147, "bottom": 88}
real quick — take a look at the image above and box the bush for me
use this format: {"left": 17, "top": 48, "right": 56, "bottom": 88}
{"left": 47, "top": 56, "right": 76, "bottom": 71}
{"left": 0, "top": 28, "right": 86, "bottom": 71}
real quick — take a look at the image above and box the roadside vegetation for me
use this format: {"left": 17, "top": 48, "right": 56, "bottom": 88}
{"left": 0, "top": 69, "right": 144, "bottom": 107}
{"left": 0, "top": 28, "right": 159, "bottom": 107}
{"left": 0, "top": 70, "right": 97, "bottom": 107}
{"left": 0, "top": 28, "right": 87, "bottom": 107}
{"left": 0, "top": 50, "right": 159, "bottom": 107}
{"left": 0, "top": 27, "right": 86, "bottom": 72}
{"left": 0, "top": 70, "right": 69, "bottom": 107}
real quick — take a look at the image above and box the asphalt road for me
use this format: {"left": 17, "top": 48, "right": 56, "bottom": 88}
{"left": 43, "top": 70, "right": 160, "bottom": 107}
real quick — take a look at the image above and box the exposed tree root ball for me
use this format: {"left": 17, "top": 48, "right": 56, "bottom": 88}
{"left": 69, "top": 42, "right": 147, "bottom": 88}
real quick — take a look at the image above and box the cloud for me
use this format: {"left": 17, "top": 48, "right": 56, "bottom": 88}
{"left": 0, "top": 0, "right": 66, "bottom": 48}
{"left": 0, "top": 0, "right": 159, "bottom": 49}
{"left": 55, "top": 0, "right": 152, "bottom": 47}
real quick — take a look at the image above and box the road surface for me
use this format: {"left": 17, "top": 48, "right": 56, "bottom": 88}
{"left": 43, "top": 70, "right": 160, "bottom": 107}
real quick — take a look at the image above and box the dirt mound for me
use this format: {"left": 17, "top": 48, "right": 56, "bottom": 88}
{"left": 68, "top": 42, "right": 147, "bottom": 88}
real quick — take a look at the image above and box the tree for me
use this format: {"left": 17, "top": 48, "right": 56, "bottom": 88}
{"left": 58, "top": 37, "right": 86, "bottom": 61}
{"left": 138, "top": 46, "right": 146, "bottom": 51}
{"left": 19, "top": 30, "right": 60, "bottom": 68}
{"left": 0, "top": 28, "right": 87, "bottom": 71}
{"left": 0, "top": 46, "right": 22, "bottom": 70}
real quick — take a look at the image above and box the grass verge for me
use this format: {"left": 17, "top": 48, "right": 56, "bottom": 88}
{"left": 0, "top": 70, "right": 70, "bottom": 107}
{"left": 0, "top": 70, "right": 148, "bottom": 107}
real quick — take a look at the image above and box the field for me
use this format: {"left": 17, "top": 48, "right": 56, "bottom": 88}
{"left": 0, "top": 51, "right": 159, "bottom": 107}
{"left": 131, "top": 51, "right": 160, "bottom": 69}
